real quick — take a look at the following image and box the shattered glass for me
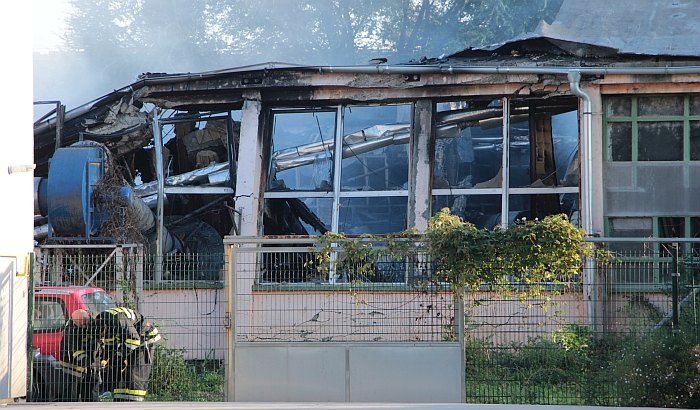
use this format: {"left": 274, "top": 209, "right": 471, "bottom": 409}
{"left": 433, "top": 101, "right": 503, "bottom": 189}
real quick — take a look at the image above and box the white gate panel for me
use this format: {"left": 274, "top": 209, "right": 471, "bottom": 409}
{"left": 349, "top": 344, "right": 462, "bottom": 402}
{"left": 234, "top": 344, "right": 347, "bottom": 402}
{"left": 232, "top": 342, "right": 463, "bottom": 402}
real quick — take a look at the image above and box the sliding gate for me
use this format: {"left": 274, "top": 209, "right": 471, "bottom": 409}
{"left": 224, "top": 238, "right": 465, "bottom": 402}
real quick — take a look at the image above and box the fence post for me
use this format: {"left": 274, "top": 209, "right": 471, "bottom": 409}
{"left": 225, "top": 244, "right": 236, "bottom": 401}
{"left": 672, "top": 243, "right": 680, "bottom": 333}
{"left": 115, "top": 246, "right": 124, "bottom": 305}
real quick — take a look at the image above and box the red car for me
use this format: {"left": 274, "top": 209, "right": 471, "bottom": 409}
{"left": 30, "top": 286, "right": 116, "bottom": 401}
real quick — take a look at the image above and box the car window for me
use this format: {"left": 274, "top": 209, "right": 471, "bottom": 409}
{"left": 33, "top": 298, "right": 67, "bottom": 331}
{"left": 82, "top": 291, "right": 116, "bottom": 313}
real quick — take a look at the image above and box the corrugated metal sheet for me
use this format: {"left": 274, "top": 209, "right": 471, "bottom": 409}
{"left": 451, "top": 0, "right": 700, "bottom": 58}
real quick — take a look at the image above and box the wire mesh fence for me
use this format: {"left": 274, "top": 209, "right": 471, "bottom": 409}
{"left": 232, "top": 241, "right": 458, "bottom": 343}
{"left": 29, "top": 245, "right": 227, "bottom": 402}
{"left": 27, "top": 239, "right": 700, "bottom": 406}
{"left": 463, "top": 241, "right": 700, "bottom": 407}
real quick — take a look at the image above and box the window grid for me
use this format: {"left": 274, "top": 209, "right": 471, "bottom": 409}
{"left": 604, "top": 95, "right": 700, "bottom": 284}
{"left": 604, "top": 95, "right": 700, "bottom": 162}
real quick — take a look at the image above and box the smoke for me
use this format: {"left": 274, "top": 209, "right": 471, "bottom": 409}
{"left": 33, "top": 0, "right": 564, "bottom": 115}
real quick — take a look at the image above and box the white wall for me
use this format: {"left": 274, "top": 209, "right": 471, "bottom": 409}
{"left": 0, "top": 1, "right": 33, "bottom": 400}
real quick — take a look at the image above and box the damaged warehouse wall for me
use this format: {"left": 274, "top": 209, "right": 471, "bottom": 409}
{"left": 31, "top": 32, "right": 700, "bottom": 287}
{"left": 32, "top": 64, "right": 586, "bottom": 288}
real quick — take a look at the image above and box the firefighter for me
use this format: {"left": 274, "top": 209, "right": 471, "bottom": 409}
{"left": 93, "top": 307, "right": 161, "bottom": 402}
{"left": 59, "top": 309, "right": 102, "bottom": 402}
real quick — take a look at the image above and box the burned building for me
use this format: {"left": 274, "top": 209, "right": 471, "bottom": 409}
{"left": 27, "top": 0, "right": 700, "bottom": 402}
{"left": 32, "top": 0, "right": 700, "bottom": 283}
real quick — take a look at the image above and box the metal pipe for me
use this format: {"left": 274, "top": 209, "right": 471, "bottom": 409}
{"left": 153, "top": 112, "right": 165, "bottom": 282}
{"left": 567, "top": 71, "right": 594, "bottom": 236}
{"left": 672, "top": 244, "right": 680, "bottom": 330}
{"left": 322, "top": 65, "right": 700, "bottom": 76}
{"left": 500, "top": 98, "right": 510, "bottom": 228}
{"left": 331, "top": 106, "right": 344, "bottom": 233}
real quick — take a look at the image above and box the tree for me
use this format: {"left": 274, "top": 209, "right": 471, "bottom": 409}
{"left": 62, "top": 0, "right": 564, "bottom": 69}
{"left": 47, "top": 0, "right": 564, "bottom": 107}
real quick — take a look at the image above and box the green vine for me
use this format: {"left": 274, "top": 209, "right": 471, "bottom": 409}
{"left": 426, "top": 208, "right": 592, "bottom": 298}
{"left": 311, "top": 208, "right": 593, "bottom": 300}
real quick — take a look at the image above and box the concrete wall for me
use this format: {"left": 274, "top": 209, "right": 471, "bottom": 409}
{"left": 139, "top": 288, "right": 227, "bottom": 361}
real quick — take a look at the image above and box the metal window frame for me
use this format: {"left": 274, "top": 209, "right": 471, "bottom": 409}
{"left": 267, "top": 98, "right": 581, "bottom": 233}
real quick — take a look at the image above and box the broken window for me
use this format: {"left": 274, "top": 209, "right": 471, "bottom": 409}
{"left": 337, "top": 197, "right": 407, "bottom": 234}
{"left": 432, "top": 99, "right": 579, "bottom": 225}
{"left": 268, "top": 110, "right": 336, "bottom": 191}
{"left": 433, "top": 101, "right": 502, "bottom": 189}
{"left": 341, "top": 105, "right": 411, "bottom": 191}
{"left": 432, "top": 194, "right": 502, "bottom": 228}
{"left": 263, "top": 105, "right": 410, "bottom": 283}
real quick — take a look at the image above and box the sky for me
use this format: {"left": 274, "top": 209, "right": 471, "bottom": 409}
{"left": 33, "top": 0, "right": 70, "bottom": 49}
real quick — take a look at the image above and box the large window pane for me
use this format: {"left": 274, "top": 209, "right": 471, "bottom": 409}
{"left": 337, "top": 197, "right": 407, "bottom": 234}
{"left": 433, "top": 101, "right": 503, "bottom": 189}
{"left": 508, "top": 120, "right": 531, "bottom": 188}
{"left": 432, "top": 194, "right": 501, "bottom": 228}
{"left": 605, "top": 162, "right": 700, "bottom": 217}
{"left": 268, "top": 111, "right": 336, "bottom": 191}
{"left": 553, "top": 111, "right": 580, "bottom": 186}
{"left": 263, "top": 198, "right": 331, "bottom": 235}
{"left": 341, "top": 105, "right": 410, "bottom": 191}
{"left": 638, "top": 121, "right": 683, "bottom": 161}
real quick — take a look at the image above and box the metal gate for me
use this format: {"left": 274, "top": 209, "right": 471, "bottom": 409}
{"left": 224, "top": 237, "right": 465, "bottom": 402}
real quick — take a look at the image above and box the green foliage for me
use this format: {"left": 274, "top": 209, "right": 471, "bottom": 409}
{"left": 611, "top": 330, "right": 700, "bottom": 408}
{"left": 148, "top": 346, "right": 225, "bottom": 401}
{"left": 465, "top": 323, "right": 700, "bottom": 407}
{"left": 311, "top": 230, "right": 418, "bottom": 284}
{"left": 465, "top": 327, "right": 603, "bottom": 405}
{"left": 426, "top": 209, "right": 591, "bottom": 296}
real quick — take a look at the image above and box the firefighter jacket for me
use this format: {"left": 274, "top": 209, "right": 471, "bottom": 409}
{"left": 59, "top": 312, "right": 101, "bottom": 378}
{"left": 94, "top": 307, "right": 143, "bottom": 357}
